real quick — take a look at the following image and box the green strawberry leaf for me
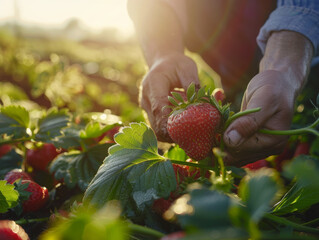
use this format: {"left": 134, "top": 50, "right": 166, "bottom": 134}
{"left": 50, "top": 143, "right": 112, "bottom": 191}
{"left": 35, "top": 108, "right": 71, "bottom": 142}
{"left": 197, "top": 86, "right": 206, "bottom": 99}
{"left": 40, "top": 204, "right": 129, "bottom": 240}
{"left": 83, "top": 122, "right": 177, "bottom": 214}
{"left": 168, "top": 96, "right": 178, "bottom": 107}
{"left": 0, "top": 180, "right": 19, "bottom": 213}
{"left": 238, "top": 169, "right": 278, "bottom": 222}
{"left": 80, "top": 122, "right": 103, "bottom": 139}
{"left": 272, "top": 155, "right": 319, "bottom": 215}
{"left": 14, "top": 180, "right": 32, "bottom": 201}
{"left": 0, "top": 105, "right": 30, "bottom": 139}
{"left": 171, "top": 91, "right": 185, "bottom": 103}
{"left": 0, "top": 149, "right": 23, "bottom": 178}
{"left": 181, "top": 228, "right": 248, "bottom": 240}
{"left": 53, "top": 124, "right": 82, "bottom": 149}
{"left": 79, "top": 122, "right": 116, "bottom": 139}
{"left": 186, "top": 83, "right": 195, "bottom": 102}
{"left": 172, "top": 188, "right": 234, "bottom": 230}
{"left": 164, "top": 145, "right": 188, "bottom": 161}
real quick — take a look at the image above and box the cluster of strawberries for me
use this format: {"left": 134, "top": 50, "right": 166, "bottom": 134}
{"left": 0, "top": 143, "right": 62, "bottom": 239}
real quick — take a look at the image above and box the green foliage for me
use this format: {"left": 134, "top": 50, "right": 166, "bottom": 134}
{"left": 238, "top": 170, "right": 279, "bottom": 222}
{"left": 0, "top": 29, "right": 145, "bottom": 122}
{"left": 0, "top": 105, "right": 30, "bottom": 139}
{"left": 35, "top": 107, "right": 71, "bottom": 142}
{"left": 273, "top": 155, "right": 319, "bottom": 215}
{"left": 83, "top": 123, "right": 177, "bottom": 215}
{"left": 164, "top": 145, "right": 188, "bottom": 161}
{"left": 0, "top": 105, "right": 70, "bottom": 143}
{"left": 79, "top": 122, "right": 116, "bottom": 139}
{"left": 173, "top": 188, "right": 234, "bottom": 230}
{"left": 0, "top": 180, "right": 19, "bottom": 213}
{"left": 40, "top": 203, "right": 129, "bottom": 240}
{"left": 0, "top": 149, "right": 23, "bottom": 178}
{"left": 50, "top": 143, "right": 112, "bottom": 191}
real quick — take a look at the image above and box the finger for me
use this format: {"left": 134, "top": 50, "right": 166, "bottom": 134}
{"left": 141, "top": 74, "right": 173, "bottom": 142}
{"left": 175, "top": 57, "right": 200, "bottom": 90}
{"left": 223, "top": 84, "right": 280, "bottom": 148}
{"left": 224, "top": 136, "right": 287, "bottom": 167}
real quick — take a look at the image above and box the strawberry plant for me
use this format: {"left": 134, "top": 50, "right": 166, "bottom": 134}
{"left": 1, "top": 84, "right": 319, "bottom": 239}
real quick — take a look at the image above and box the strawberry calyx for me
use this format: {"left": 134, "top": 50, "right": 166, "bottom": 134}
{"left": 165, "top": 83, "right": 230, "bottom": 130}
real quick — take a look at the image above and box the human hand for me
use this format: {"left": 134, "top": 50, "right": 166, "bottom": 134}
{"left": 223, "top": 70, "right": 296, "bottom": 166}
{"left": 140, "top": 52, "right": 200, "bottom": 142}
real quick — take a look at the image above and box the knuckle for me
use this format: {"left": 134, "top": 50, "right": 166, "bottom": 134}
{"left": 235, "top": 115, "right": 259, "bottom": 138}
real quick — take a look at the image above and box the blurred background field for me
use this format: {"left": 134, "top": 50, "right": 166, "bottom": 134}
{"left": 0, "top": 0, "right": 147, "bottom": 124}
{"left": 0, "top": 0, "right": 219, "bottom": 124}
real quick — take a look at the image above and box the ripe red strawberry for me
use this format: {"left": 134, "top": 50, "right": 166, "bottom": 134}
{"left": 152, "top": 198, "right": 173, "bottom": 216}
{"left": 20, "top": 180, "right": 49, "bottom": 212}
{"left": 212, "top": 88, "right": 225, "bottom": 103}
{"left": 274, "top": 143, "right": 294, "bottom": 171}
{"left": 26, "top": 143, "right": 63, "bottom": 171}
{"left": 161, "top": 231, "right": 186, "bottom": 240}
{"left": 4, "top": 169, "right": 32, "bottom": 184}
{"left": 293, "top": 141, "right": 310, "bottom": 157}
{"left": 0, "top": 144, "right": 12, "bottom": 158}
{"left": 166, "top": 84, "right": 227, "bottom": 161}
{"left": 243, "top": 159, "right": 268, "bottom": 171}
{"left": 0, "top": 220, "right": 29, "bottom": 240}
{"left": 172, "top": 163, "right": 189, "bottom": 184}
{"left": 168, "top": 103, "right": 221, "bottom": 160}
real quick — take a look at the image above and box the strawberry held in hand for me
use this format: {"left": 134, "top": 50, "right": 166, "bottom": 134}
{"left": 167, "top": 83, "right": 229, "bottom": 161}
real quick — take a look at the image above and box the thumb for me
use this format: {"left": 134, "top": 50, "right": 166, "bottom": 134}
{"left": 223, "top": 113, "right": 261, "bottom": 147}
{"left": 223, "top": 87, "right": 278, "bottom": 147}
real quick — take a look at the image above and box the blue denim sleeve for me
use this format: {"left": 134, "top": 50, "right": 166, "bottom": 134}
{"left": 257, "top": 0, "right": 319, "bottom": 57}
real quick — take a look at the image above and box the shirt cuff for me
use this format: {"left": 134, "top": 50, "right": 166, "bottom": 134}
{"left": 257, "top": 5, "right": 319, "bottom": 56}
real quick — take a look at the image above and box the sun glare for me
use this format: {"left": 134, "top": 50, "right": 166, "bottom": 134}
{"left": 0, "top": 0, "right": 134, "bottom": 38}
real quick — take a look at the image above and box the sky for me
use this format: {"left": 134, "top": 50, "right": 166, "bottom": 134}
{"left": 0, "top": 0, "right": 135, "bottom": 37}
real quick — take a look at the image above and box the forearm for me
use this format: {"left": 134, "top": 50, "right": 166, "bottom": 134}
{"left": 259, "top": 31, "right": 314, "bottom": 98}
{"left": 127, "top": 0, "right": 184, "bottom": 67}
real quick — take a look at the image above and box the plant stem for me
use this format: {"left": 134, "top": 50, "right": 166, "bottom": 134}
{"left": 128, "top": 223, "right": 164, "bottom": 238}
{"left": 264, "top": 213, "right": 319, "bottom": 235}
{"left": 259, "top": 117, "right": 319, "bottom": 137}
{"left": 0, "top": 137, "right": 32, "bottom": 145}
{"left": 260, "top": 127, "right": 319, "bottom": 137}
{"left": 16, "top": 217, "right": 49, "bottom": 225}
{"left": 213, "top": 148, "right": 226, "bottom": 181}
{"left": 302, "top": 217, "right": 319, "bottom": 227}
{"left": 224, "top": 107, "right": 261, "bottom": 130}
{"left": 169, "top": 159, "right": 214, "bottom": 171}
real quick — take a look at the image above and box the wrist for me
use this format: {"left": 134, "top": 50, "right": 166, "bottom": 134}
{"left": 259, "top": 31, "right": 314, "bottom": 95}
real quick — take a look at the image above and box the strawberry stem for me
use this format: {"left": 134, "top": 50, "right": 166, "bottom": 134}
{"left": 16, "top": 217, "right": 49, "bottom": 225}
{"left": 169, "top": 159, "right": 214, "bottom": 171}
{"left": 213, "top": 148, "right": 226, "bottom": 180}
{"left": 264, "top": 213, "right": 319, "bottom": 235}
{"left": 259, "top": 118, "right": 319, "bottom": 137}
{"left": 128, "top": 223, "right": 165, "bottom": 238}
{"left": 224, "top": 108, "right": 261, "bottom": 130}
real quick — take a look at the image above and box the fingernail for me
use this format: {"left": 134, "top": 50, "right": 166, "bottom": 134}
{"left": 227, "top": 130, "right": 242, "bottom": 146}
